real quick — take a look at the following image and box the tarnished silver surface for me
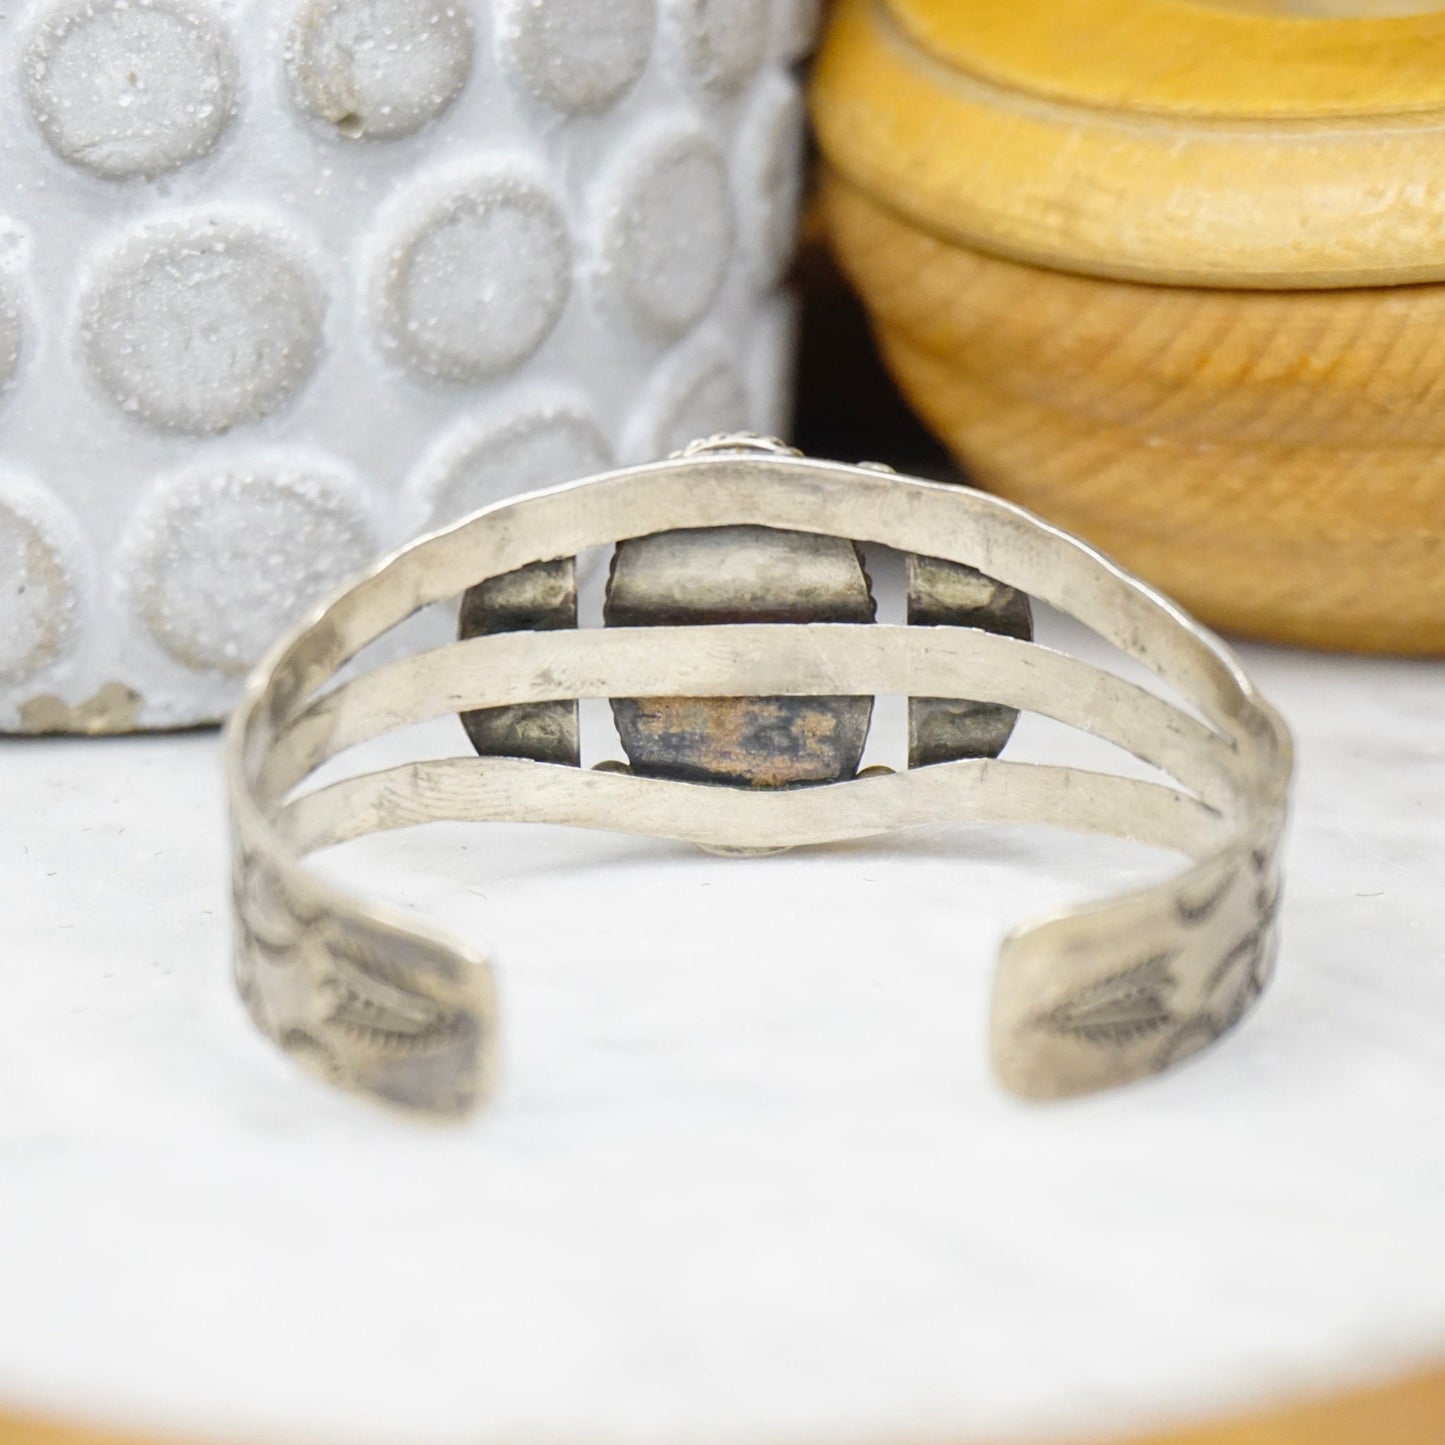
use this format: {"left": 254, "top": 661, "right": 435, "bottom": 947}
{"left": 458, "top": 557, "right": 579, "bottom": 767}
{"left": 605, "top": 525, "right": 876, "bottom": 787}
{"left": 226, "top": 437, "right": 1293, "bottom": 1116}
{"left": 906, "top": 554, "right": 1033, "bottom": 768}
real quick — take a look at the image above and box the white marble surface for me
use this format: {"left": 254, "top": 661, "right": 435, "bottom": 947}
{"left": 1, "top": 630, "right": 1443, "bottom": 1444}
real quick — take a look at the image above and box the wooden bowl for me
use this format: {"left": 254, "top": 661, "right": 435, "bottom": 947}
{"left": 811, "top": 0, "right": 1445, "bottom": 655}
{"left": 4, "top": 1363, "right": 1445, "bottom": 1445}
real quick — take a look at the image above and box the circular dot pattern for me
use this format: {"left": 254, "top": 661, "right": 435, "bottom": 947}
{"left": 500, "top": 0, "right": 655, "bottom": 113}
{"left": 378, "top": 174, "right": 572, "bottom": 383}
{"left": 80, "top": 215, "right": 326, "bottom": 435}
{"left": 0, "top": 0, "right": 812, "bottom": 729}
{"left": 747, "top": 294, "right": 799, "bottom": 439}
{"left": 416, "top": 405, "right": 612, "bottom": 528}
{"left": 0, "top": 270, "right": 23, "bottom": 401}
{"left": 25, "top": 0, "right": 238, "bottom": 180}
{"left": 647, "top": 351, "right": 748, "bottom": 457}
{"left": 776, "top": 0, "right": 822, "bottom": 62}
{"left": 738, "top": 73, "right": 804, "bottom": 285}
{"left": 674, "top": 0, "right": 771, "bottom": 93}
{"left": 0, "top": 478, "right": 80, "bottom": 687}
{"left": 603, "top": 132, "right": 732, "bottom": 338}
{"left": 125, "top": 464, "right": 376, "bottom": 676}
{"left": 286, "top": 0, "right": 474, "bottom": 141}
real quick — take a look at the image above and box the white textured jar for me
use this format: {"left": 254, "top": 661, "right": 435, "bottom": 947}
{"left": 0, "top": 0, "right": 814, "bottom": 732}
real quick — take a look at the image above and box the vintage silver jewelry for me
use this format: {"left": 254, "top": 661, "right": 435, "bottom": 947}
{"left": 226, "top": 436, "right": 1293, "bottom": 1116}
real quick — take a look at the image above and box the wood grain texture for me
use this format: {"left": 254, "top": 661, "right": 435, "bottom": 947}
{"left": 1205, "top": 1, "right": 1445, "bottom": 15}
{"left": 3, "top": 1366, "right": 1444, "bottom": 1445}
{"left": 812, "top": 0, "right": 1445, "bottom": 286}
{"left": 887, "top": 0, "right": 1445, "bottom": 118}
{"left": 820, "top": 174, "right": 1445, "bottom": 654}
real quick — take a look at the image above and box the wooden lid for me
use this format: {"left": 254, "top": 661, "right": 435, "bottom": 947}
{"left": 812, "top": 0, "right": 1445, "bottom": 287}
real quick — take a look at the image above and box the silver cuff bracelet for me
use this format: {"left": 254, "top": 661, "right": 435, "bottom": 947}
{"left": 226, "top": 436, "right": 1293, "bottom": 1117}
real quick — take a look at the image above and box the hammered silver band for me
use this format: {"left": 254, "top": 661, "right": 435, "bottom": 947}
{"left": 226, "top": 437, "right": 1293, "bottom": 1116}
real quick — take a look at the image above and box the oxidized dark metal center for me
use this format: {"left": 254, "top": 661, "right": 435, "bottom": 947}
{"left": 458, "top": 523, "right": 1033, "bottom": 788}
{"left": 604, "top": 525, "right": 876, "bottom": 788}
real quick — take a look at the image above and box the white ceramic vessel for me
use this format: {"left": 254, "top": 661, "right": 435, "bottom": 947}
{"left": 0, "top": 0, "right": 814, "bottom": 732}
